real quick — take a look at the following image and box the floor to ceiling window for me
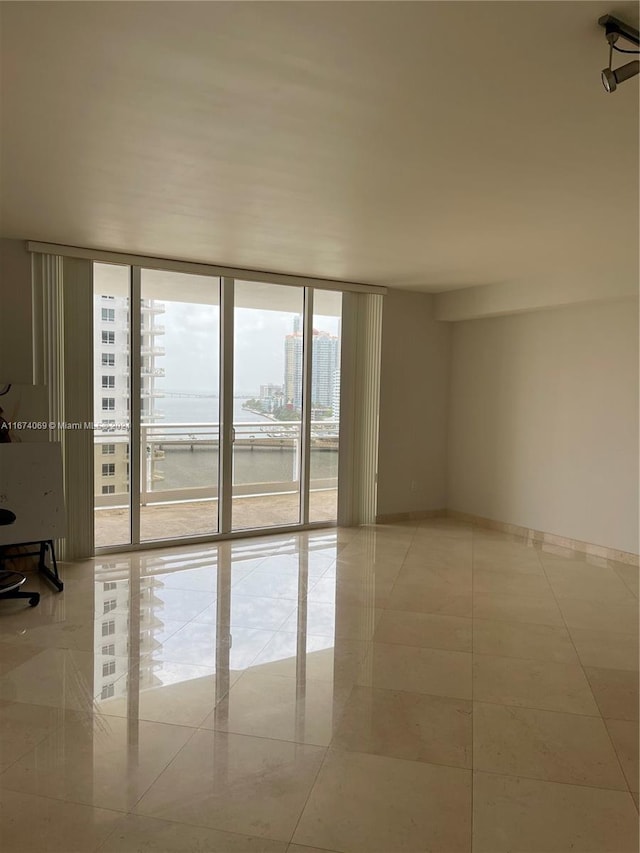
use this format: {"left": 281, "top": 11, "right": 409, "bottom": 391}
{"left": 94, "top": 266, "right": 343, "bottom": 549}
{"left": 93, "top": 263, "right": 132, "bottom": 549}
{"left": 139, "top": 269, "right": 221, "bottom": 543}
{"left": 232, "top": 280, "right": 305, "bottom": 531}
{"left": 309, "top": 290, "right": 342, "bottom": 523}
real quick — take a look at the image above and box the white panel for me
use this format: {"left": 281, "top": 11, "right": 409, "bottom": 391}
{"left": 0, "top": 442, "right": 66, "bottom": 545}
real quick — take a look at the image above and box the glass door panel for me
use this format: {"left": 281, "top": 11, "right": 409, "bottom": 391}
{"left": 232, "top": 281, "right": 304, "bottom": 530}
{"left": 139, "top": 270, "right": 220, "bottom": 542}
{"left": 93, "top": 263, "right": 132, "bottom": 548}
{"left": 93, "top": 268, "right": 345, "bottom": 551}
{"left": 309, "top": 290, "right": 342, "bottom": 522}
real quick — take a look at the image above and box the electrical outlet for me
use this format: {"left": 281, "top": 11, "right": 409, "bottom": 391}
{"left": 410, "top": 480, "right": 418, "bottom": 492}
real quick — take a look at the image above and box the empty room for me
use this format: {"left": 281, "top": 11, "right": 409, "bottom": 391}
{"left": 0, "top": 2, "right": 638, "bottom": 852}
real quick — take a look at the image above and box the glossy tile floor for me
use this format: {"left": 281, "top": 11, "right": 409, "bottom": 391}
{"left": 0, "top": 520, "right": 638, "bottom": 852}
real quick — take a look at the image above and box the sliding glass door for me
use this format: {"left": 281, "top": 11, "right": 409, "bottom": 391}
{"left": 139, "top": 270, "right": 220, "bottom": 542}
{"left": 93, "top": 266, "right": 342, "bottom": 550}
{"left": 309, "top": 290, "right": 342, "bottom": 523}
{"left": 93, "top": 263, "right": 131, "bottom": 549}
{"left": 232, "top": 280, "right": 304, "bottom": 531}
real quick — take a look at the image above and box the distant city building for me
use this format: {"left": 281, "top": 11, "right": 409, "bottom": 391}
{"left": 284, "top": 331, "right": 303, "bottom": 409}
{"left": 259, "top": 383, "right": 284, "bottom": 413}
{"left": 93, "top": 294, "right": 165, "bottom": 500}
{"left": 284, "top": 321, "right": 339, "bottom": 414}
{"left": 260, "top": 383, "right": 282, "bottom": 399}
{"left": 313, "top": 331, "right": 340, "bottom": 410}
{"left": 332, "top": 369, "right": 340, "bottom": 420}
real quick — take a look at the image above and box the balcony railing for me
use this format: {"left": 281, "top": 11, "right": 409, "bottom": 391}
{"left": 121, "top": 367, "right": 166, "bottom": 376}
{"left": 94, "top": 420, "right": 339, "bottom": 508}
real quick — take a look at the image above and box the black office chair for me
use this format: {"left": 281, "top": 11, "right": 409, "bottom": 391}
{"left": 0, "top": 509, "right": 40, "bottom": 607}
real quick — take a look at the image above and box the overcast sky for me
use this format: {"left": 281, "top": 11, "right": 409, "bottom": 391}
{"left": 160, "top": 304, "right": 340, "bottom": 396}
{"left": 94, "top": 263, "right": 341, "bottom": 396}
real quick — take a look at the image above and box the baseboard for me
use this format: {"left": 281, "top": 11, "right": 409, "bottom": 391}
{"left": 375, "top": 507, "right": 639, "bottom": 567}
{"left": 375, "top": 509, "right": 446, "bottom": 524}
{"left": 446, "top": 509, "right": 639, "bottom": 567}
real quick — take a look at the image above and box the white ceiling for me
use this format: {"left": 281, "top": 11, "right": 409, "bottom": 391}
{"left": 1, "top": 1, "right": 638, "bottom": 293}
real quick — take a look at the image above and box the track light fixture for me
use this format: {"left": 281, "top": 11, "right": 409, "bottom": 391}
{"left": 598, "top": 15, "right": 639, "bottom": 93}
{"left": 601, "top": 60, "right": 640, "bottom": 93}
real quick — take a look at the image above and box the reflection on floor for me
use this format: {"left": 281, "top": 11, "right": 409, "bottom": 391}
{"left": 0, "top": 520, "right": 638, "bottom": 852}
{"left": 95, "top": 489, "right": 338, "bottom": 548}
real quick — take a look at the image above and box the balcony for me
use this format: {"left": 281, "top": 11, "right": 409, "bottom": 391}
{"left": 121, "top": 368, "right": 166, "bottom": 376}
{"left": 94, "top": 491, "right": 338, "bottom": 548}
{"left": 94, "top": 421, "right": 338, "bottom": 548}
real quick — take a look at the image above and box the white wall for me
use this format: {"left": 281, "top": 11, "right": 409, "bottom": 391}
{"left": 377, "top": 288, "right": 451, "bottom": 517}
{"left": 434, "top": 275, "right": 638, "bottom": 322}
{"left": 0, "top": 238, "right": 33, "bottom": 382}
{"left": 447, "top": 298, "right": 639, "bottom": 554}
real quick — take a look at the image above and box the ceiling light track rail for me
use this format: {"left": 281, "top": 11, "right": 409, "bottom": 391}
{"left": 598, "top": 14, "right": 639, "bottom": 92}
{"left": 598, "top": 14, "right": 640, "bottom": 47}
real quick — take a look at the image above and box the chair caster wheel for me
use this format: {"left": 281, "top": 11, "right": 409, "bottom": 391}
{"left": 29, "top": 595, "right": 40, "bottom": 607}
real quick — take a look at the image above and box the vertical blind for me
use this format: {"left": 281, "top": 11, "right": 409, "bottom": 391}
{"left": 338, "top": 291, "right": 383, "bottom": 526}
{"left": 32, "top": 253, "right": 94, "bottom": 559}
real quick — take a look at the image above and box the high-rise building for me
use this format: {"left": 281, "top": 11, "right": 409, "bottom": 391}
{"left": 284, "top": 330, "right": 303, "bottom": 409}
{"left": 284, "top": 323, "right": 339, "bottom": 414}
{"left": 259, "top": 383, "right": 284, "bottom": 413}
{"left": 93, "top": 558, "right": 169, "bottom": 707}
{"left": 332, "top": 369, "right": 340, "bottom": 420}
{"left": 93, "top": 295, "right": 165, "bottom": 499}
{"left": 312, "top": 330, "right": 340, "bottom": 410}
